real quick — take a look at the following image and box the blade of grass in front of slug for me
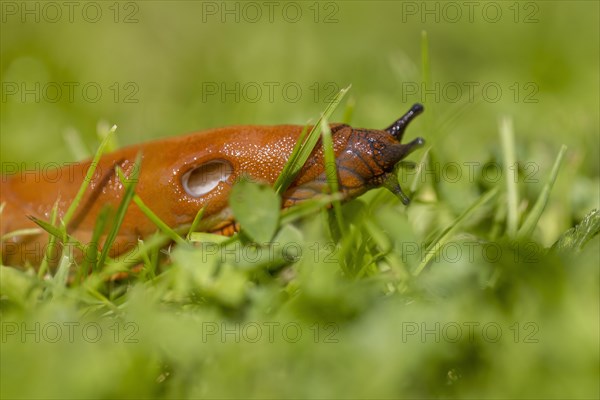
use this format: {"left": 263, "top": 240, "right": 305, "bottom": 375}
{"left": 336, "top": 216, "right": 369, "bottom": 277}
{"left": 274, "top": 85, "right": 351, "bottom": 194}
{"left": 320, "top": 118, "right": 345, "bottom": 235}
{"left": 96, "top": 152, "right": 142, "bottom": 268}
{"left": 413, "top": 186, "right": 499, "bottom": 276}
{"left": 1, "top": 228, "right": 43, "bottom": 242}
{"left": 279, "top": 192, "right": 343, "bottom": 226}
{"left": 138, "top": 238, "right": 154, "bottom": 279}
{"left": 362, "top": 219, "right": 392, "bottom": 259}
{"left": 62, "top": 125, "right": 117, "bottom": 230}
{"left": 40, "top": 244, "right": 75, "bottom": 301}
{"left": 38, "top": 201, "right": 59, "bottom": 278}
{"left": 52, "top": 245, "right": 73, "bottom": 289}
{"left": 273, "top": 124, "right": 309, "bottom": 194}
{"left": 99, "top": 233, "right": 171, "bottom": 281}
{"left": 80, "top": 204, "right": 112, "bottom": 277}
{"left": 97, "top": 120, "right": 120, "bottom": 153}
{"left": 30, "top": 216, "right": 67, "bottom": 242}
{"left": 186, "top": 206, "right": 206, "bottom": 241}
{"left": 347, "top": 235, "right": 369, "bottom": 279}
{"left": 30, "top": 216, "right": 87, "bottom": 253}
{"left": 115, "top": 161, "right": 186, "bottom": 246}
{"left": 39, "top": 252, "right": 70, "bottom": 301}
{"left": 517, "top": 145, "right": 567, "bottom": 240}
{"left": 189, "top": 231, "right": 229, "bottom": 244}
{"left": 132, "top": 193, "right": 186, "bottom": 245}
{"left": 500, "top": 116, "right": 519, "bottom": 238}
{"left": 83, "top": 285, "right": 120, "bottom": 314}
{"left": 147, "top": 235, "right": 165, "bottom": 279}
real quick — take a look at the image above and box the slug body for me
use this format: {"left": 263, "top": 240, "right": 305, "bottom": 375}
{"left": 1, "top": 104, "right": 424, "bottom": 266}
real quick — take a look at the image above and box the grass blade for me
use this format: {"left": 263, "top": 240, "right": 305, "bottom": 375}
{"left": 99, "top": 233, "right": 171, "bottom": 280}
{"left": 186, "top": 206, "right": 206, "bottom": 240}
{"left": 500, "top": 116, "right": 519, "bottom": 238}
{"left": 80, "top": 204, "right": 112, "bottom": 276}
{"left": 413, "top": 187, "right": 499, "bottom": 276}
{"left": 115, "top": 166, "right": 185, "bottom": 245}
{"left": 189, "top": 231, "right": 229, "bottom": 244}
{"left": 320, "top": 118, "right": 344, "bottom": 234}
{"left": 37, "top": 201, "right": 59, "bottom": 278}
{"left": 279, "top": 192, "right": 343, "bottom": 226}
{"left": 274, "top": 85, "right": 351, "bottom": 194}
{"left": 517, "top": 145, "right": 568, "bottom": 239}
{"left": 96, "top": 152, "right": 142, "bottom": 268}
{"left": 552, "top": 208, "right": 600, "bottom": 251}
{"left": 273, "top": 124, "right": 309, "bottom": 194}
{"left": 62, "top": 125, "right": 117, "bottom": 229}
{"left": 1, "top": 228, "right": 43, "bottom": 241}
{"left": 29, "top": 216, "right": 87, "bottom": 253}
{"left": 132, "top": 194, "right": 186, "bottom": 245}
{"left": 52, "top": 247, "right": 73, "bottom": 289}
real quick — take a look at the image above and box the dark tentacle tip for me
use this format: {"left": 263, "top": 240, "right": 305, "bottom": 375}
{"left": 385, "top": 103, "right": 425, "bottom": 140}
{"left": 394, "top": 184, "right": 412, "bottom": 205}
{"left": 410, "top": 103, "right": 424, "bottom": 114}
{"left": 411, "top": 137, "right": 425, "bottom": 147}
{"left": 402, "top": 136, "right": 426, "bottom": 158}
{"left": 383, "top": 174, "right": 412, "bottom": 205}
{"left": 399, "top": 192, "right": 411, "bottom": 206}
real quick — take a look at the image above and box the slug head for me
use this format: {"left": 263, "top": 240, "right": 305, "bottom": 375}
{"left": 284, "top": 103, "right": 425, "bottom": 207}
{"left": 367, "top": 103, "right": 425, "bottom": 203}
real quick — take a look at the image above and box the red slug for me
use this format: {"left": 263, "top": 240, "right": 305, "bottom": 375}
{"left": 0, "top": 104, "right": 424, "bottom": 267}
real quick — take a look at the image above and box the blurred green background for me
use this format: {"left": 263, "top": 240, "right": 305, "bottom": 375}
{"left": 1, "top": 1, "right": 599, "bottom": 399}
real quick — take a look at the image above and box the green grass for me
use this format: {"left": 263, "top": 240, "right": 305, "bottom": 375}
{"left": 1, "top": 2, "right": 599, "bottom": 399}
{"left": 2, "top": 88, "right": 598, "bottom": 399}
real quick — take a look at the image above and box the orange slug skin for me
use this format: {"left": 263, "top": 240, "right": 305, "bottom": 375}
{"left": 1, "top": 104, "right": 424, "bottom": 267}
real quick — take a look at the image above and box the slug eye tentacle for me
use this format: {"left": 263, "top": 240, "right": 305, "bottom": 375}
{"left": 403, "top": 136, "right": 426, "bottom": 156}
{"left": 182, "top": 160, "right": 233, "bottom": 197}
{"left": 385, "top": 103, "right": 424, "bottom": 140}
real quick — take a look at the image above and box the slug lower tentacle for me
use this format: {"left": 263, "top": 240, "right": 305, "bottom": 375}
{"left": 0, "top": 104, "right": 424, "bottom": 267}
